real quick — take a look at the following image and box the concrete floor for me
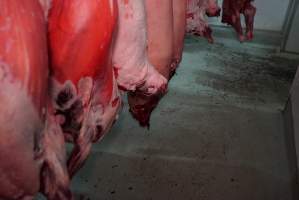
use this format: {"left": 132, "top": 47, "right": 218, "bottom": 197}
{"left": 64, "top": 36, "right": 299, "bottom": 200}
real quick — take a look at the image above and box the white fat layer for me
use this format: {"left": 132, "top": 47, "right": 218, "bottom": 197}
{"left": 0, "top": 67, "right": 70, "bottom": 199}
{"left": 41, "top": 114, "right": 70, "bottom": 199}
{"left": 0, "top": 67, "right": 42, "bottom": 145}
{"left": 112, "top": 0, "right": 167, "bottom": 93}
{"left": 0, "top": 72, "right": 43, "bottom": 198}
{"left": 51, "top": 76, "right": 121, "bottom": 141}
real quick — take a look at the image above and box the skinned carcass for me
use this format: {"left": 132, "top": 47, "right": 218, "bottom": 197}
{"left": 112, "top": 0, "right": 167, "bottom": 95}
{"left": 0, "top": 0, "right": 71, "bottom": 199}
{"left": 186, "top": 0, "right": 221, "bottom": 43}
{"left": 48, "top": 0, "right": 121, "bottom": 178}
{"left": 222, "top": 0, "right": 256, "bottom": 41}
{"left": 38, "top": 0, "right": 52, "bottom": 19}
{"left": 173, "top": 0, "right": 188, "bottom": 71}
{"left": 128, "top": 0, "right": 187, "bottom": 127}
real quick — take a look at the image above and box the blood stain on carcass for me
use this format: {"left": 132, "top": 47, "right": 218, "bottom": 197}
{"left": 123, "top": 0, "right": 129, "bottom": 5}
{"left": 112, "top": 97, "right": 120, "bottom": 107}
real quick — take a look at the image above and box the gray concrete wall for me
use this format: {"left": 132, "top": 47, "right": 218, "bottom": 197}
{"left": 284, "top": 3, "right": 299, "bottom": 53}
{"left": 289, "top": 68, "right": 299, "bottom": 169}
{"left": 208, "top": 0, "right": 291, "bottom": 32}
{"left": 284, "top": 66, "right": 299, "bottom": 197}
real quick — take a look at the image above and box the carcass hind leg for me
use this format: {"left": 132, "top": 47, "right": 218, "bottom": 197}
{"left": 231, "top": 12, "right": 245, "bottom": 42}
{"left": 202, "top": 26, "right": 214, "bottom": 44}
{"left": 41, "top": 114, "right": 73, "bottom": 200}
{"left": 67, "top": 111, "right": 93, "bottom": 178}
{"left": 244, "top": 3, "right": 256, "bottom": 41}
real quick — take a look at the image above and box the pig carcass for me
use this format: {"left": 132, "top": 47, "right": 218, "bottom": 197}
{"left": 128, "top": 0, "right": 187, "bottom": 127}
{"left": 0, "top": 0, "right": 71, "bottom": 199}
{"left": 48, "top": 0, "right": 121, "bottom": 177}
{"left": 186, "top": 0, "right": 221, "bottom": 43}
{"left": 112, "top": 0, "right": 167, "bottom": 95}
{"left": 222, "top": 0, "right": 256, "bottom": 41}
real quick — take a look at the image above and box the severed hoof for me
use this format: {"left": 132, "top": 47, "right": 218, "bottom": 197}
{"left": 128, "top": 90, "right": 165, "bottom": 128}
{"left": 238, "top": 34, "right": 245, "bottom": 43}
{"left": 207, "top": 37, "right": 214, "bottom": 44}
{"left": 246, "top": 32, "right": 254, "bottom": 41}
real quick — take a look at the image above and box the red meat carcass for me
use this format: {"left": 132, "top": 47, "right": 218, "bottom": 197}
{"left": 48, "top": 0, "right": 121, "bottom": 178}
{"left": 112, "top": 0, "right": 167, "bottom": 95}
{"left": 38, "top": 0, "right": 52, "bottom": 19}
{"left": 128, "top": 0, "right": 187, "bottom": 127}
{"left": 222, "top": 0, "right": 256, "bottom": 41}
{"left": 186, "top": 0, "right": 221, "bottom": 43}
{"left": 0, "top": 0, "right": 71, "bottom": 199}
{"left": 173, "top": 0, "right": 188, "bottom": 71}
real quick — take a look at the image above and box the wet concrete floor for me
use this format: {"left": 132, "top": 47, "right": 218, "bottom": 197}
{"left": 48, "top": 36, "right": 299, "bottom": 200}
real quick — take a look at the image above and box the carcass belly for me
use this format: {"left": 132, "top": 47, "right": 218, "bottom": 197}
{"left": 0, "top": 0, "right": 48, "bottom": 199}
{"left": 48, "top": 0, "right": 121, "bottom": 177}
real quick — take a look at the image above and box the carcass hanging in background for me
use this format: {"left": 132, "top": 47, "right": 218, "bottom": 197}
{"left": 48, "top": 0, "right": 121, "bottom": 178}
{"left": 128, "top": 0, "right": 188, "bottom": 127}
{"left": 186, "top": 0, "right": 221, "bottom": 43}
{"left": 222, "top": 0, "right": 256, "bottom": 42}
{"left": 0, "top": 0, "right": 71, "bottom": 199}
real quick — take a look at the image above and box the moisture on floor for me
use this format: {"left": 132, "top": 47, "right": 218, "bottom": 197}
{"left": 69, "top": 36, "right": 299, "bottom": 200}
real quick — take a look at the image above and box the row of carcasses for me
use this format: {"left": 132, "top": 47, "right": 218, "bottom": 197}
{"left": 0, "top": 0, "right": 255, "bottom": 199}
{"left": 187, "top": 0, "right": 256, "bottom": 43}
